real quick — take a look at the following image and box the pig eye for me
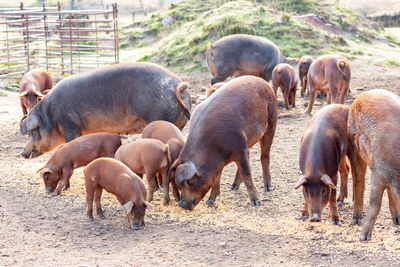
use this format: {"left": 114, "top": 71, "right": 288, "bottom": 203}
{"left": 321, "top": 189, "right": 326, "bottom": 195}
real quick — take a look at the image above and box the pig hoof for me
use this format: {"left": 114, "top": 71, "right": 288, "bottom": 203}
{"left": 231, "top": 184, "right": 240, "bottom": 191}
{"left": 352, "top": 217, "right": 362, "bottom": 226}
{"left": 100, "top": 215, "right": 106, "bottom": 220}
{"left": 360, "top": 232, "right": 371, "bottom": 242}
{"left": 131, "top": 224, "right": 140, "bottom": 230}
{"left": 251, "top": 199, "right": 261, "bottom": 207}
{"left": 300, "top": 215, "right": 308, "bottom": 221}
{"left": 206, "top": 199, "right": 215, "bottom": 206}
{"left": 264, "top": 186, "right": 273, "bottom": 192}
{"left": 393, "top": 217, "right": 400, "bottom": 225}
{"left": 332, "top": 220, "right": 341, "bottom": 226}
{"left": 51, "top": 192, "right": 60, "bottom": 197}
{"left": 174, "top": 197, "right": 181, "bottom": 202}
{"left": 141, "top": 223, "right": 146, "bottom": 227}
{"left": 89, "top": 218, "right": 94, "bottom": 222}
{"left": 337, "top": 201, "right": 343, "bottom": 207}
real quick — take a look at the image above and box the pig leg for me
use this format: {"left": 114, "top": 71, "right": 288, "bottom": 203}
{"left": 160, "top": 168, "right": 171, "bottom": 205}
{"left": 171, "top": 179, "right": 180, "bottom": 201}
{"left": 328, "top": 175, "right": 340, "bottom": 225}
{"left": 260, "top": 129, "right": 276, "bottom": 192}
{"left": 306, "top": 79, "right": 316, "bottom": 114}
{"left": 231, "top": 167, "right": 241, "bottom": 191}
{"left": 360, "top": 178, "right": 385, "bottom": 241}
{"left": 289, "top": 86, "right": 296, "bottom": 108}
{"left": 62, "top": 123, "right": 81, "bottom": 142}
{"left": 283, "top": 87, "right": 290, "bottom": 109}
{"left": 347, "top": 144, "right": 367, "bottom": 225}
{"left": 52, "top": 168, "right": 73, "bottom": 196}
{"left": 86, "top": 184, "right": 95, "bottom": 222}
{"left": 145, "top": 170, "right": 157, "bottom": 202}
{"left": 300, "top": 75, "right": 305, "bottom": 97}
{"left": 301, "top": 202, "right": 309, "bottom": 221}
{"left": 95, "top": 186, "right": 105, "bottom": 219}
{"left": 337, "top": 157, "right": 349, "bottom": 207}
{"left": 388, "top": 187, "right": 400, "bottom": 225}
{"left": 237, "top": 149, "right": 260, "bottom": 206}
{"left": 326, "top": 89, "right": 332, "bottom": 105}
{"left": 206, "top": 175, "right": 221, "bottom": 206}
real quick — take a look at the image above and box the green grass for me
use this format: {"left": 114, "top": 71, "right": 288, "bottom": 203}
{"left": 120, "top": 0, "right": 384, "bottom": 71}
{"left": 379, "top": 58, "right": 400, "bottom": 67}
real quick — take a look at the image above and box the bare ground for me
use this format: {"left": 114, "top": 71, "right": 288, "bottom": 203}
{"left": 1, "top": 42, "right": 400, "bottom": 266}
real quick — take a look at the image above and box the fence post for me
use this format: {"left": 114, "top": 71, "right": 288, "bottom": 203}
{"left": 25, "top": 14, "right": 30, "bottom": 71}
{"left": 113, "top": 3, "right": 119, "bottom": 63}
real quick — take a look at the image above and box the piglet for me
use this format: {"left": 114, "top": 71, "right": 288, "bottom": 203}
{"left": 38, "top": 133, "right": 121, "bottom": 196}
{"left": 271, "top": 63, "right": 298, "bottom": 109}
{"left": 115, "top": 138, "right": 171, "bottom": 204}
{"left": 84, "top": 157, "right": 153, "bottom": 230}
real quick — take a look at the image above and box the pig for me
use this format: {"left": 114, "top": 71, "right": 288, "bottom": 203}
{"left": 206, "top": 34, "right": 297, "bottom": 85}
{"left": 37, "top": 133, "right": 121, "bottom": 196}
{"left": 141, "top": 120, "right": 186, "bottom": 200}
{"left": 294, "top": 104, "right": 351, "bottom": 224}
{"left": 306, "top": 54, "right": 351, "bottom": 113}
{"left": 19, "top": 62, "right": 191, "bottom": 158}
{"left": 271, "top": 63, "right": 299, "bottom": 109}
{"left": 84, "top": 157, "right": 154, "bottom": 230}
{"left": 168, "top": 75, "right": 277, "bottom": 210}
{"left": 19, "top": 70, "right": 53, "bottom": 116}
{"left": 206, "top": 82, "right": 226, "bottom": 97}
{"left": 348, "top": 89, "right": 400, "bottom": 241}
{"left": 115, "top": 138, "right": 172, "bottom": 204}
{"left": 298, "top": 56, "right": 314, "bottom": 97}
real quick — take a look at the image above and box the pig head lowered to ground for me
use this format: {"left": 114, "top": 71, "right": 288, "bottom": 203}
{"left": 19, "top": 62, "right": 191, "bottom": 158}
{"left": 169, "top": 75, "right": 278, "bottom": 210}
{"left": 295, "top": 104, "right": 351, "bottom": 225}
{"left": 206, "top": 34, "right": 297, "bottom": 85}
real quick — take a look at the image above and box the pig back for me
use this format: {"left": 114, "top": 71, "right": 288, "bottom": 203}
{"left": 186, "top": 76, "right": 277, "bottom": 152}
{"left": 42, "top": 63, "right": 191, "bottom": 130}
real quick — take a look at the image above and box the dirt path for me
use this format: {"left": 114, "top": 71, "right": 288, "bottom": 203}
{"left": 1, "top": 54, "right": 400, "bottom": 266}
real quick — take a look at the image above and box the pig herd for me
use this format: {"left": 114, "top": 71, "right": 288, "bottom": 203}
{"left": 17, "top": 34, "right": 400, "bottom": 242}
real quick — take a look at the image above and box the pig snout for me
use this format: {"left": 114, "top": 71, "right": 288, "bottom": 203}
{"left": 309, "top": 212, "right": 321, "bottom": 222}
{"left": 179, "top": 200, "right": 193, "bottom": 210}
{"left": 45, "top": 186, "right": 56, "bottom": 193}
{"left": 130, "top": 224, "right": 140, "bottom": 230}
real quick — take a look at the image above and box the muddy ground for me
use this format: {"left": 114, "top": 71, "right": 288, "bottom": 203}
{"left": 1, "top": 42, "right": 400, "bottom": 266}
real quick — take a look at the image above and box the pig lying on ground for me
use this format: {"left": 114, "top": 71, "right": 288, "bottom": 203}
{"left": 19, "top": 70, "right": 53, "bottom": 116}
{"left": 84, "top": 157, "right": 154, "bottom": 230}
{"left": 298, "top": 56, "right": 314, "bottom": 97}
{"left": 168, "top": 75, "right": 277, "bottom": 210}
{"left": 115, "top": 139, "right": 171, "bottom": 204}
{"left": 348, "top": 89, "right": 400, "bottom": 241}
{"left": 306, "top": 54, "right": 351, "bottom": 113}
{"left": 37, "top": 133, "right": 121, "bottom": 196}
{"left": 20, "top": 62, "right": 191, "bottom": 158}
{"left": 141, "top": 120, "right": 185, "bottom": 201}
{"left": 206, "top": 34, "right": 297, "bottom": 84}
{"left": 271, "top": 63, "right": 299, "bottom": 109}
{"left": 295, "top": 104, "right": 351, "bottom": 225}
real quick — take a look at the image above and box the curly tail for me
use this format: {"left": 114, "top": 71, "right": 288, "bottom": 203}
{"left": 175, "top": 82, "right": 191, "bottom": 120}
{"left": 336, "top": 59, "right": 348, "bottom": 81}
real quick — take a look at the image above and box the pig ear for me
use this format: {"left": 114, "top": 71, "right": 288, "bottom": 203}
{"left": 293, "top": 176, "right": 308, "bottom": 190}
{"left": 33, "top": 90, "right": 44, "bottom": 97}
{"left": 42, "top": 89, "right": 51, "bottom": 95}
{"left": 123, "top": 201, "right": 134, "bottom": 214}
{"left": 175, "top": 161, "right": 198, "bottom": 184}
{"left": 20, "top": 115, "right": 40, "bottom": 134}
{"left": 37, "top": 166, "right": 51, "bottom": 175}
{"left": 143, "top": 201, "right": 154, "bottom": 211}
{"left": 321, "top": 175, "right": 336, "bottom": 189}
{"left": 19, "top": 91, "right": 28, "bottom": 98}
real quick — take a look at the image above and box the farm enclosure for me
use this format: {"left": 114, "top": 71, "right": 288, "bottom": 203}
{"left": 0, "top": 3, "right": 118, "bottom": 80}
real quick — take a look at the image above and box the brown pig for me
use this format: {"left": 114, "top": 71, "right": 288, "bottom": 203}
{"left": 298, "top": 56, "right": 314, "bottom": 97}
{"left": 271, "top": 63, "right": 299, "bottom": 109}
{"left": 306, "top": 54, "right": 351, "bottom": 113}
{"left": 348, "top": 89, "right": 400, "bottom": 241}
{"left": 115, "top": 139, "right": 172, "bottom": 204}
{"left": 206, "top": 82, "right": 226, "bottom": 97}
{"left": 141, "top": 120, "right": 185, "bottom": 201}
{"left": 168, "top": 75, "right": 277, "bottom": 210}
{"left": 37, "top": 133, "right": 121, "bottom": 196}
{"left": 84, "top": 157, "right": 154, "bottom": 230}
{"left": 19, "top": 70, "right": 53, "bottom": 116}
{"left": 295, "top": 104, "right": 351, "bottom": 224}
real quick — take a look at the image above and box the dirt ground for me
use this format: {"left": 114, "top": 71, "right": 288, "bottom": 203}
{"left": 1, "top": 41, "right": 400, "bottom": 266}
